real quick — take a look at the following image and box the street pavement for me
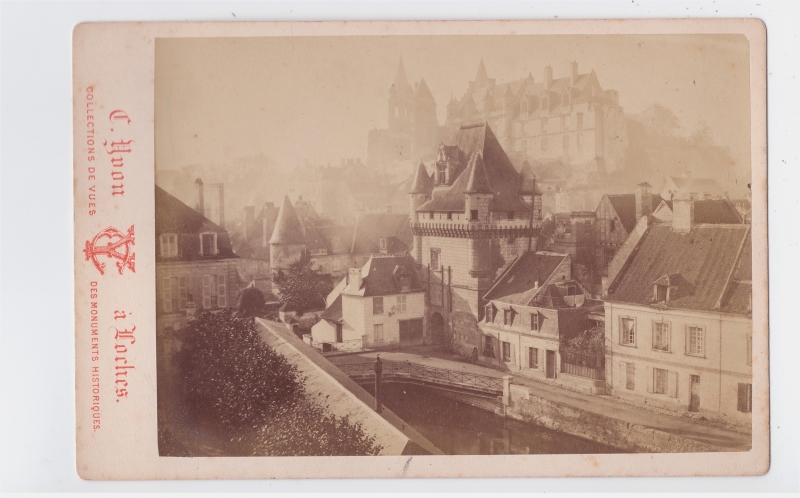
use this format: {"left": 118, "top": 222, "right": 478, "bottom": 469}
{"left": 328, "top": 346, "right": 752, "bottom": 451}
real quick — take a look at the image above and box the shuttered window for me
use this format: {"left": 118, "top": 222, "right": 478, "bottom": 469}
{"left": 653, "top": 368, "right": 668, "bottom": 394}
{"left": 620, "top": 317, "right": 636, "bottom": 346}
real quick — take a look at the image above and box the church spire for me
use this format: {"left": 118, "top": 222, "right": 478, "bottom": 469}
{"left": 474, "top": 57, "right": 489, "bottom": 87}
{"left": 393, "top": 56, "right": 409, "bottom": 90}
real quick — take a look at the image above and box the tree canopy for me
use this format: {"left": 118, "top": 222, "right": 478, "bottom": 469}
{"left": 173, "top": 309, "right": 381, "bottom": 456}
{"left": 272, "top": 253, "right": 332, "bottom": 314}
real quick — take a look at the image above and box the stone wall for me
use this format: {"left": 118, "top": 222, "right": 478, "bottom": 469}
{"left": 504, "top": 383, "right": 724, "bottom": 453}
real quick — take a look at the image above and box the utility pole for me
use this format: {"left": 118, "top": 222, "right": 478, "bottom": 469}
{"left": 374, "top": 355, "right": 383, "bottom": 413}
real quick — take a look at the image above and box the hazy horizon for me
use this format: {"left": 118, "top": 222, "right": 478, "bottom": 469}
{"left": 155, "top": 34, "right": 750, "bottom": 177}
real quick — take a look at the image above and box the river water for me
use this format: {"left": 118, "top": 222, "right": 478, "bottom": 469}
{"left": 378, "top": 383, "right": 621, "bottom": 455}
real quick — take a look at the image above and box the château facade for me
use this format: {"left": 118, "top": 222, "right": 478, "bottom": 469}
{"left": 445, "top": 60, "right": 628, "bottom": 175}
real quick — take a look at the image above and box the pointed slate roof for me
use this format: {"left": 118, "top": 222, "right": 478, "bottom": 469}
{"left": 474, "top": 58, "right": 489, "bottom": 87}
{"left": 409, "top": 161, "right": 433, "bottom": 195}
{"left": 269, "top": 195, "right": 306, "bottom": 245}
{"left": 417, "top": 122, "right": 531, "bottom": 213}
{"left": 414, "top": 78, "right": 435, "bottom": 101}
{"left": 393, "top": 57, "right": 409, "bottom": 90}
{"left": 483, "top": 252, "right": 569, "bottom": 306}
{"left": 464, "top": 153, "right": 492, "bottom": 194}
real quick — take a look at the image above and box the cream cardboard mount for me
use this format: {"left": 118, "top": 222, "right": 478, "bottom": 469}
{"left": 73, "top": 19, "right": 768, "bottom": 479}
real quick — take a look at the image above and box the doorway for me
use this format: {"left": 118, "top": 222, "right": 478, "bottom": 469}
{"left": 399, "top": 318, "right": 424, "bottom": 346}
{"left": 429, "top": 312, "right": 444, "bottom": 345}
{"left": 546, "top": 350, "right": 557, "bottom": 379}
{"left": 689, "top": 374, "right": 701, "bottom": 412}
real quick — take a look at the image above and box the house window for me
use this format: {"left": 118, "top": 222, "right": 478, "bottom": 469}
{"left": 529, "top": 347, "right": 539, "bottom": 368}
{"left": 576, "top": 132, "right": 583, "bottom": 151}
{"left": 470, "top": 209, "right": 478, "bottom": 221}
{"left": 200, "top": 232, "right": 217, "bottom": 256}
{"left": 747, "top": 335, "right": 752, "bottom": 365}
{"left": 397, "top": 295, "right": 407, "bottom": 313}
{"left": 430, "top": 249, "right": 440, "bottom": 271}
{"left": 577, "top": 113, "right": 584, "bottom": 129}
{"left": 687, "top": 326, "right": 705, "bottom": 356}
{"left": 562, "top": 134, "right": 570, "bottom": 152}
{"left": 530, "top": 313, "right": 539, "bottom": 331}
{"left": 541, "top": 137, "right": 548, "bottom": 153}
{"left": 503, "top": 309, "right": 514, "bottom": 326}
{"left": 620, "top": 317, "right": 636, "bottom": 346}
{"left": 485, "top": 304, "right": 495, "bottom": 323}
{"left": 655, "top": 284, "right": 668, "bottom": 303}
{"left": 507, "top": 211, "right": 515, "bottom": 220}
{"left": 446, "top": 212, "right": 452, "bottom": 220}
{"left": 374, "top": 324, "right": 384, "bottom": 342}
{"left": 502, "top": 341, "right": 511, "bottom": 362}
{"left": 653, "top": 368, "right": 668, "bottom": 394}
{"left": 162, "top": 276, "right": 179, "bottom": 313}
{"left": 652, "top": 322, "right": 671, "bottom": 352}
{"left": 202, "top": 274, "right": 227, "bottom": 308}
{"left": 625, "top": 362, "right": 635, "bottom": 389}
{"left": 541, "top": 117, "right": 548, "bottom": 132}
{"left": 737, "top": 383, "right": 752, "bottom": 413}
{"left": 372, "top": 297, "right": 384, "bottom": 315}
{"left": 379, "top": 237, "right": 388, "bottom": 252}
{"left": 561, "top": 115, "right": 568, "bottom": 130}
{"left": 429, "top": 212, "right": 435, "bottom": 219}
{"left": 160, "top": 234, "right": 178, "bottom": 258}
{"left": 483, "top": 336, "right": 495, "bottom": 358}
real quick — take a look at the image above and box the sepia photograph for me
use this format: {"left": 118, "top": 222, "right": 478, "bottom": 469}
{"left": 152, "top": 33, "right": 756, "bottom": 458}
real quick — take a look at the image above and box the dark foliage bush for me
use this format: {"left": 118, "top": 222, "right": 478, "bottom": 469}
{"left": 174, "top": 309, "right": 381, "bottom": 456}
{"left": 272, "top": 254, "right": 332, "bottom": 313}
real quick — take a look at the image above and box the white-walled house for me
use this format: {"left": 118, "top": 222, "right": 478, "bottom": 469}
{"left": 605, "top": 193, "right": 752, "bottom": 426}
{"left": 311, "top": 255, "right": 426, "bottom": 349}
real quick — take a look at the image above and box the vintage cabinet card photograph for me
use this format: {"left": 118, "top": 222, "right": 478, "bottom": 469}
{"left": 72, "top": 19, "right": 768, "bottom": 480}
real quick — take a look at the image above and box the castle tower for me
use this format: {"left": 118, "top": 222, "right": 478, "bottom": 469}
{"left": 464, "top": 153, "right": 493, "bottom": 279}
{"left": 409, "top": 160, "right": 433, "bottom": 263}
{"left": 411, "top": 78, "right": 439, "bottom": 159}
{"left": 269, "top": 195, "right": 307, "bottom": 283}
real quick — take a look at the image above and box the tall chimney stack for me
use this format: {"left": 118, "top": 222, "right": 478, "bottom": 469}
{"left": 635, "top": 182, "right": 653, "bottom": 221}
{"left": 195, "top": 178, "right": 205, "bottom": 216}
{"left": 216, "top": 184, "right": 225, "bottom": 229}
{"left": 672, "top": 192, "right": 694, "bottom": 234}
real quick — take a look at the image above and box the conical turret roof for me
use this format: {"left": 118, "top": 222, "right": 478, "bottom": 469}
{"left": 474, "top": 58, "right": 489, "bottom": 87}
{"left": 409, "top": 160, "right": 433, "bottom": 195}
{"left": 269, "top": 195, "right": 306, "bottom": 245}
{"left": 464, "top": 153, "right": 493, "bottom": 194}
{"left": 393, "top": 57, "right": 409, "bottom": 90}
{"left": 414, "top": 77, "right": 435, "bottom": 101}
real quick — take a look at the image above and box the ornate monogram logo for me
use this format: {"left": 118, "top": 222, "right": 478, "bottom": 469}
{"left": 83, "top": 225, "right": 136, "bottom": 275}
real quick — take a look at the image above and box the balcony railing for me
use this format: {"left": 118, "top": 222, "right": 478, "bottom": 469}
{"left": 338, "top": 360, "right": 504, "bottom": 395}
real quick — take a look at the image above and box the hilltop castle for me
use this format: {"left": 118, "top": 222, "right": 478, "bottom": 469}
{"left": 368, "top": 58, "right": 628, "bottom": 178}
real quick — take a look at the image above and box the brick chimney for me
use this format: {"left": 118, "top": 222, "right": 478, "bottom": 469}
{"left": 544, "top": 65, "right": 553, "bottom": 89}
{"left": 635, "top": 182, "right": 653, "bottom": 221}
{"left": 571, "top": 61, "right": 578, "bottom": 85}
{"left": 672, "top": 192, "right": 694, "bottom": 233}
{"left": 216, "top": 183, "right": 225, "bottom": 229}
{"left": 195, "top": 178, "right": 205, "bottom": 215}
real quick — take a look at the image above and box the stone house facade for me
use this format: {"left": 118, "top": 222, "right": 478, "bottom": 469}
{"left": 605, "top": 194, "right": 753, "bottom": 425}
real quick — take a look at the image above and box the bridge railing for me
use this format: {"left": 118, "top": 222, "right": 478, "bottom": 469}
{"left": 338, "top": 361, "right": 504, "bottom": 394}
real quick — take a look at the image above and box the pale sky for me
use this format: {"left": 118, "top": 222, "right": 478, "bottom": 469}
{"left": 155, "top": 34, "right": 750, "bottom": 172}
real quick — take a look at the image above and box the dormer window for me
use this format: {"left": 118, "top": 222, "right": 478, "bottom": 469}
{"left": 200, "top": 232, "right": 218, "bottom": 256}
{"left": 485, "top": 304, "right": 495, "bottom": 323}
{"left": 503, "top": 309, "right": 515, "bottom": 326}
{"left": 160, "top": 233, "right": 178, "bottom": 258}
{"left": 436, "top": 161, "right": 447, "bottom": 185}
{"left": 655, "top": 284, "right": 668, "bottom": 303}
{"left": 507, "top": 211, "right": 515, "bottom": 220}
{"left": 379, "top": 237, "right": 388, "bottom": 254}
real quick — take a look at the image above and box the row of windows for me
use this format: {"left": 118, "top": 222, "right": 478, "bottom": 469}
{"left": 485, "top": 305, "right": 540, "bottom": 331}
{"left": 159, "top": 232, "right": 218, "bottom": 258}
{"left": 621, "top": 363, "right": 752, "bottom": 413}
{"left": 483, "top": 337, "right": 542, "bottom": 369}
{"left": 162, "top": 274, "right": 227, "bottom": 312}
{"left": 619, "top": 317, "right": 753, "bottom": 364}
{"left": 536, "top": 133, "right": 584, "bottom": 154}
{"left": 372, "top": 295, "right": 408, "bottom": 315}
{"left": 516, "top": 113, "right": 585, "bottom": 133}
